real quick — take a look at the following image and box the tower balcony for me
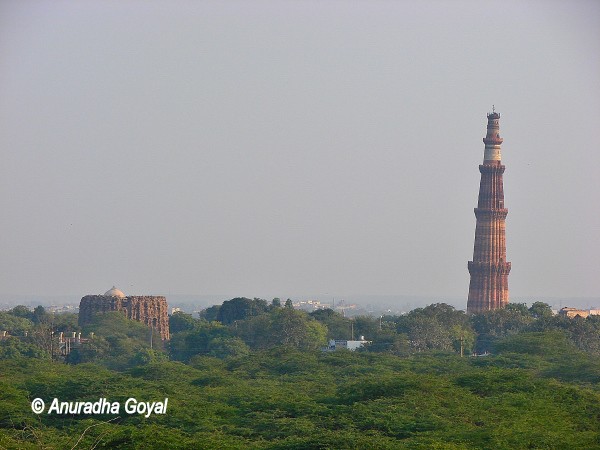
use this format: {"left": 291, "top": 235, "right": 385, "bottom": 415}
{"left": 479, "top": 163, "right": 505, "bottom": 173}
{"left": 483, "top": 136, "right": 503, "bottom": 145}
{"left": 468, "top": 261, "right": 511, "bottom": 274}
{"left": 474, "top": 208, "right": 508, "bottom": 219}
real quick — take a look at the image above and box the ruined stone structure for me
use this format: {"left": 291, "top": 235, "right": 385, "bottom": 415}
{"left": 78, "top": 287, "right": 170, "bottom": 340}
{"left": 467, "top": 110, "right": 511, "bottom": 313}
{"left": 558, "top": 307, "right": 590, "bottom": 319}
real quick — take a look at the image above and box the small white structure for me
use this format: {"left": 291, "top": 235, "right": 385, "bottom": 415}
{"left": 326, "top": 336, "right": 371, "bottom": 351}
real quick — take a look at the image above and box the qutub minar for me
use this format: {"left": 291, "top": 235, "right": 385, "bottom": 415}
{"left": 467, "top": 108, "right": 511, "bottom": 313}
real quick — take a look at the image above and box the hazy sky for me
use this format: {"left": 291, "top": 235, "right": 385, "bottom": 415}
{"left": 0, "top": 0, "right": 598, "bottom": 302}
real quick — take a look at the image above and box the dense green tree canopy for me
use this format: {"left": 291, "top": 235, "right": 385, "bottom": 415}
{"left": 235, "top": 308, "right": 327, "bottom": 351}
{"left": 199, "top": 304, "right": 220, "bottom": 321}
{"left": 1, "top": 330, "right": 599, "bottom": 449}
{"left": 169, "top": 320, "right": 232, "bottom": 361}
{"left": 9, "top": 305, "right": 34, "bottom": 320}
{"left": 0, "top": 312, "right": 34, "bottom": 336}
{"left": 216, "top": 297, "right": 269, "bottom": 325}
{"left": 1, "top": 299, "right": 600, "bottom": 449}
{"left": 169, "top": 311, "right": 198, "bottom": 334}
{"left": 528, "top": 301, "right": 554, "bottom": 319}
{"left": 310, "top": 308, "right": 352, "bottom": 339}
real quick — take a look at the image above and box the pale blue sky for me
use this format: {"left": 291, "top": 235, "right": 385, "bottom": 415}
{"left": 0, "top": 0, "right": 598, "bottom": 302}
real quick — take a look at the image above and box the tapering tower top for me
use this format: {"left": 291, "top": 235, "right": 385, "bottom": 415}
{"left": 483, "top": 107, "right": 503, "bottom": 162}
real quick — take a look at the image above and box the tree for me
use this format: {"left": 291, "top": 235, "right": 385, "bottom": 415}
{"left": 471, "top": 304, "right": 534, "bottom": 353}
{"left": 82, "top": 311, "right": 152, "bottom": 343}
{"left": 310, "top": 309, "right": 351, "bottom": 339}
{"left": 564, "top": 316, "right": 600, "bottom": 355}
{"left": 216, "top": 297, "right": 269, "bottom": 325}
{"left": 417, "top": 303, "right": 470, "bottom": 328}
{"left": 32, "top": 305, "right": 49, "bottom": 325}
{"left": 528, "top": 302, "right": 553, "bottom": 319}
{"left": 200, "top": 305, "right": 220, "bottom": 322}
{"left": 169, "top": 320, "right": 231, "bottom": 361}
{"left": 30, "top": 321, "right": 56, "bottom": 359}
{"left": 450, "top": 325, "right": 475, "bottom": 355}
{"left": 75, "top": 311, "right": 164, "bottom": 368}
{"left": 9, "top": 305, "right": 33, "bottom": 320}
{"left": 270, "top": 308, "right": 325, "bottom": 349}
{"left": 169, "top": 312, "right": 198, "bottom": 334}
{"left": 506, "top": 303, "right": 530, "bottom": 314}
{"left": 235, "top": 308, "right": 327, "bottom": 351}
{"left": 129, "top": 348, "right": 168, "bottom": 366}
{"left": 0, "top": 312, "right": 33, "bottom": 336}
{"left": 66, "top": 336, "right": 110, "bottom": 364}
{"left": 52, "top": 313, "right": 79, "bottom": 333}
{"left": 493, "top": 330, "right": 574, "bottom": 357}
{"left": 395, "top": 303, "right": 473, "bottom": 353}
{"left": 0, "top": 337, "right": 44, "bottom": 359}
{"left": 207, "top": 337, "right": 250, "bottom": 358}
{"left": 403, "top": 315, "right": 452, "bottom": 352}
{"left": 352, "top": 316, "right": 379, "bottom": 340}
{"left": 235, "top": 314, "right": 272, "bottom": 349}
{"left": 309, "top": 309, "right": 337, "bottom": 321}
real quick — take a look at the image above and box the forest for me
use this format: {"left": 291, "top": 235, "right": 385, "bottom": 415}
{"left": 0, "top": 300, "right": 599, "bottom": 449}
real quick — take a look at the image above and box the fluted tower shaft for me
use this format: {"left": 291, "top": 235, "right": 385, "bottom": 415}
{"left": 467, "top": 111, "right": 511, "bottom": 313}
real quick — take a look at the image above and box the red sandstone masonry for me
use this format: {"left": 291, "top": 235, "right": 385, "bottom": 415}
{"left": 78, "top": 295, "right": 170, "bottom": 340}
{"left": 467, "top": 112, "right": 511, "bottom": 313}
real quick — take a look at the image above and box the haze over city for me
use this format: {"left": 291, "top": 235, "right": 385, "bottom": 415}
{"left": 0, "top": 0, "right": 598, "bottom": 308}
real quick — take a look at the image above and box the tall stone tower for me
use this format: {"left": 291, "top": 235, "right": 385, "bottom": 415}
{"left": 467, "top": 110, "right": 511, "bottom": 313}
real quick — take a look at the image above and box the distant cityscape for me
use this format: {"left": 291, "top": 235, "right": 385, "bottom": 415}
{"left": 1, "top": 293, "right": 598, "bottom": 318}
